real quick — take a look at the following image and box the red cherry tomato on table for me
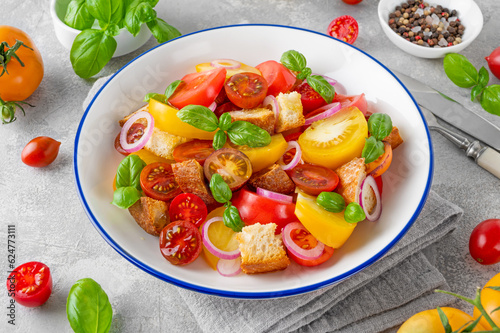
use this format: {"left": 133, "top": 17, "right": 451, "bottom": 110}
{"left": 256, "top": 60, "right": 297, "bottom": 97}
{"left": 485, "top": 47, "right": 500, "bottom": 80}
{"left": 169, "top": 193, "right": 208, "bottom": 228}
{"left": 140, "top": 162, "right": 182, "bottom": 202}
{"left": 21, "top": 136, "right": 61, "bottom": 167}
{"left": 224, "top": 72, "right": 268, "bottom": 109}
{"left": 6, "top": 261, "right": 52, "bottom": 307}
{"left": 294, "top": 82, "right": 327, "bottom": 115}
{"left": 159, "top": 220, "right": 202, "bottom": 265}
{"left": 286, "top": 224, "right": 335, "bottom": 267}
{"left": 287, "top": 164, "right": 340, "bottom": 196}
{"left": 172, "top": 140, "right": 215, "bottom": 165}
{"left": 342, "top": 0, "right": 363, "bottom": 4}
{"left": 469, "top": 219, "right": 500, "bottom": 265}
{"left": 327, "top": 15, "right": 359, "bottom": 45}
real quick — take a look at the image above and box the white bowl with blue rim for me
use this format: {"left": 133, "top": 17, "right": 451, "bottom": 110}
{"left": 74, "top": 24, "right": 432, "bottom": 299}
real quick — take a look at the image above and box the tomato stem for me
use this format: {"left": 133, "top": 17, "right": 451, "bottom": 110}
{"left": 0, "top": 97, "right": 33, "bottom": 124}
{"left": 0, "top": 39, "right": 33, "bottom": 77}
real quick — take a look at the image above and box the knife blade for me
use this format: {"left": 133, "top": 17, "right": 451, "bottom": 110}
{"left": 391, "top": 70, "right": 500, "bottom": 151}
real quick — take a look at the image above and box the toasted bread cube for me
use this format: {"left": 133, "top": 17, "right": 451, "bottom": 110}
{"left": 229, "top": 108, "right": 275, "bottom": 135}
{"left": 119, "top": 105, "right": 149, "bottom": 127}
{"left": 171, "top": 159, "right": 216, "bottom": 206}
{"left": 128, "top": 197, "right": 170, "bottom": 236}
{"left": 275, "top": 92, "right": 305, "bottom": 133}
{"left": 248, "top": 164, "right": 295, "bottom": 194}
{"left": 383, "top": 126, "right": 404, "bottom": 150}
{"left": 144, "top": 127, "right": 191, "bottom": 160}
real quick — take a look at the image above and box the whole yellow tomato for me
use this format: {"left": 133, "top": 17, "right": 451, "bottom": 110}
{"left": 473, "top": 272, "right": 500, "bottom": 329}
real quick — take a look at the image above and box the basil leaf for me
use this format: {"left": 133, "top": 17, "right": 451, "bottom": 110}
{"left": 478, "top": 66, "right": 490, "bottom": 87}
{"left": 316, "top": 192, "right": 345, "bottom": 213}
{"left": 124, "top": 0, "right": 156, "bottom": 37}
{"left": 368, "top": 113, "right": 393, "bottom": 140}
{"left": 66, "top": 278, "right": 112, "bottom": 333}
{"left": 297, "top": 67, "right": 312, "bottom": 81}
{"left": 443, "top": 53, "right": 478, "bottom": 88}
{"left": 280, "top": 50, "right": 307, "bottom": 72}
{"left": 471, "top": 84, "right": 485, "bottom": 102}
{"left": 344, "top": 202, "right": 366, "bottom": 224}
{"left": 111, "top": 186, "right": 141, "bottom": 209}
{"left": 164, "top": 80, "right": 183, "bottom": 99}
{"left": 362, "top": 136, "right": 385, "bottom": 164}
{"left": 209, "top": 173, "right": 232, "bottom": 204}
{"left": 147, "top": 18, "right": 181, "bottom": 44}
{"left": 307, "top": 75, "right": 335, "bottom": 104}
{"left": 70, "top": 29, "right": 117, "bottom": 78}
{"left": 480, "top": 85, "right": 500, "bottom": 116}
{"left": 64, "top": 0, "right": 95, "bottom": 30}
{"left": 227, "top": 121, "right": 272, "bottom": 147}
{"left": 218, "top": 112, "right": 232, "bottom": 132}
{"left": 223, "top": 204, "right": 245, "bottom": 232}
{"left": 177, "top": 105, "right": 219, "bottom": 132}
{"left": 86, "top": 0, "right": 124, "bottom": 25}
{"left": 437, "top": 307, "right": 453, "bottom": 333}
{"left": 144, "top": 92, "right": 167, "bottom": 103}
{"left": 105, "top": 24, "right": 120, "bottom": 37}
{"left": 213, "top": 130, "right": 227, "bottom": 150}
{"left": 115, "top": 154, "right": 146, "bottom": 190}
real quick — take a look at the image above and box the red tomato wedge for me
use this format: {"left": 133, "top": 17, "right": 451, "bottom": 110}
{"left": 169, "top": 193, "right": 208, "bottom": 228}
{"left": 285, "top": 224, "right": 335, "bottom": 266}
{"left": 172, "top": 140, "right": 215, "bottom": 165}
{"left": 159, "top": 220, "right": 202, "bottom": 265}
{"left": 140, "top": 162, "right": 182, "bottom": 202}
{"left": 224, "top": 72, "right": 268, "bottom": 109}
{"left": 169, "top": 67, "right": 226, "bottom": 109}
{"left": 333, "top": 93, "right": 368, "bottom": 115}
{"left": 327, "top": 15, "right": 359, "bottom": 44}
{"left": 7, "top": 262, "right": 52, "bottom": 307}
{"left": 256, "top": 60, "right": 297, "bottom": 96}
{"left": 295, "top": 82, "right": 327, "bottom": 115}
{"left": 287, "top": 164, "right": 340, "bottom": 196}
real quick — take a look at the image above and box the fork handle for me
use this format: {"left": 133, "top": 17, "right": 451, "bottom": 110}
{"left": 477, "top": 148, "right": 500, "bottom": 179}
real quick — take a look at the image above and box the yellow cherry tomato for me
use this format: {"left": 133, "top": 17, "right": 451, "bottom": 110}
{"left": 473, "top": 272, "right": 500, "bottom": 329}
{"left": 196, "top": 60, "right": 261, "bottom": 79}
{"left": 227, "top": 134, "right": 288, "bottom": 173}
{"left": 294, "top": 192, "right": 356, "bottom": 248}
{"left": 148, "top": 98, "right": 216, "bottom": 140}
{"left": 298, "top": 106, "right": 368, "bottom": 170}
{"left": 398, "top": 307, "right": 487, "bottom": 333}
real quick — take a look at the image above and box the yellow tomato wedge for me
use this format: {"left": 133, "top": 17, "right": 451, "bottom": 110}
{"left": 473, "top": 272, "right": 500, "bottom": 329}
{"left": 227, "top": 134, "right": 288, "bottom": 172}
{"left": 398, "top": 307, "right": 487, "bottom": 333}
{"left": 196, "top": 60, "right": 261, "bottom": 79}
{"left": 299, "top": 106, "right": 368, "bottom": 170}
{"left": 199, "top": 207, "right": 239, "bottom": 270}
{"left": 148, "top": 98, "right": 216, "bottom": 140}
{"left": 130, "top": 149, "right": 172, "bottom": 165}
{"left": 295, "top": 192, "right": 356, "bottom": 248}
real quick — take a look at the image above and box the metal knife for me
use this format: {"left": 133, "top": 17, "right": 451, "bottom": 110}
{"left": 391, "top": 70, "right": 500, "bottom": 152}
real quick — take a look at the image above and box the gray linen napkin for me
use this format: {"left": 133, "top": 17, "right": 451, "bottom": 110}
{"left": 85, "top": 78, "right": 461, "bottom": 333}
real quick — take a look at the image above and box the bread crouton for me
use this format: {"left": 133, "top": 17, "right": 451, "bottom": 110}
{"left": 229, "top": 108, "right": 275, "bottom": 135}
{"left": 236, "top": 223, "right": 290, "bottom": 274}
{"left": 171, "top": 159, "right": 216, "bottom": 206}
{"left": 128, "top": 197, "right": 170, "bottom": 236}
{"left": 275, "top": 92, "right": 305, "bottom": 133}
{"left": 383, "top": 126, "right": 404, "bottom": 150}
{"left": 119, "top": 105, "right": 149, "bottom": 127}
{"left": 144, "top": 127, "right": 191, "bottom": 160}
{"left": 248, "top": 164, "right": 295, "bottom": 194}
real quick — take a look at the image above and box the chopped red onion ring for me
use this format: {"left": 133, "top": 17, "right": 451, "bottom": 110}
{"left": 210, "top": 59, "right": 241, "bottom": 69}
{"left": 208, "top": 101, "right": 217, "bottom": 112}
{"left": 119, "top": 111, "right": 154, "bottom": 153}
{"left": 201, "top": 217, "right": 241, "bottom": 260}
{"left": 304, "top": 102, "right": 341, "bottom": 125}
{"left": 358, "top": 175, "right": 382, "bottom": 221}
{"left": 279, "top": 141, "right": 302, "bottom": 171}
{"left": 217, "top": 257, "right": 242, "bottom": 277}
{"left": 282, "top": 222, "right": 325, "bottom": 260}
{"left": 263, "top": 95, "right": 280, "bottom": 121}
{"left": 256, "top": 187, "right": 293, "bottom": 203}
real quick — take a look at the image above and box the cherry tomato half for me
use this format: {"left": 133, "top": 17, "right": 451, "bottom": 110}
{"left": 203, "top": 148, "right": 252, "bottom": 191}
{"left": 469, "top": 219, "right": 500, "bottom": 265}
{"left": 159, "top": 220, "right": 202, "bottom": 265}
{"left": 21, "top": 136, "right": 61, "bottom": 167}
{"left": 114, "top": 133, "right": 129, "bottom": 156}
{"left": 214, "top": 101, "right": 240, "bottom": 118}
{"left": 327, "top": 15, "right": 359, "bottom": 44}
{"left": 255, "top": 60, "right": 297, "bottom": 97}
{"left": 6, "top": 261, "right": 52, "bottom": 307}
{"left": 169, "top": 193, "right": 208, "bottom": 228}
{"left": 169, "top": 67, "right": 227, "bottom": 109}
{"left": 224, "top": 72, "right": 268, "bottom": 109}
{"left": 287, "top": 164, "right": 340, "bottom": 196}
{"left": 140, "top": 162, "right": 182, "bottom": 202}
{"left": 295, "top": 82, "right": 327, "bottom": 115}
{"left": 287, "top": 224, "right": 335, "bottom": 267}
{"left": 342, "top": 0, "right": 363, "bottom": 4}
{"left": 172, "top": 140, "right": 215, "bottom": 165}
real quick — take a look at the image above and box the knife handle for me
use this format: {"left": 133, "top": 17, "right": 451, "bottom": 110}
{"left": 477, "top": 148, "right": 500, "bottom": 179}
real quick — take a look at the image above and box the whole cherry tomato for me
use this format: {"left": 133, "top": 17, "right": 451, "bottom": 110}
{"left": 342, "top": 0, "right": 363, "bottom": 4}
{"left": 485, "top": 47, "right": 500, "bottom": 80}
{"left": 469, "top": 219, "right": 500, "bottom": 265}
{"left": 21, "top": 136, "right": 61, "bottom": 167}
{"left": 473, "top": 272, "right": 500, "bottom": 330}
{"left": 6, "top": 262, "right": 52, "bottom": 307}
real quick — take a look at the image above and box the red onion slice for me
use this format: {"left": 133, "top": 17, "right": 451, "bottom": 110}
{"left": 358, "top": 175, "right": 382, "bottom": 221}
{"left": 201, "top": 217, "right": 241, "bottom": 260}
{"left": 119, "top": 111, "right": 154, "bottom": 153}
{"left": 263, "top": 95, "right": 280, "bottom": 121}
{"left": 217, "top": 257, "right": 242, "bottom": 277}
{"left": 208, "top": 101, "right": 217, "bottom": 112}
{"left": 210, "top": 59, "right": 241, "bottom": 69}
{"left": 279, "top": 141, "right": 302, "bottom": 171}
{"left": 256, "top": 187, "right": 293, "bottom": 203}
{"left": 304, "top": 102, "right": 341, "bottom": 125}
{"left": 282, "top": 222, "right": 325, "bottom": 261}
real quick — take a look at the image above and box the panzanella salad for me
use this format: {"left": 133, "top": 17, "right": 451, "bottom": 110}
{"left": 111, "top": 50, "right": 404, "bottom": 277}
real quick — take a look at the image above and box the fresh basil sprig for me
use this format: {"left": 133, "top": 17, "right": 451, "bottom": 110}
{"left": 66, "top": 278, "right": 112, "bottom": 333}
{"left": 280, "top": 50, "right": 335, "bottom": 103}
{"left": 443, "top": 53, "right": 500, "bottom": 116}
{"left": 144, "top": 80, "right": 183, "bottom": 103}
{"left": 316, "top": 192, "right": 345, "bottom": 213}
{"left": 177, "top": 105, "right": 272, "bottom": 149}
{"left": 112, "top": 154, "right": 146, "bottom": 209}
{"left": 361, "top": 113, "right": 392, "bottom": 164}
{"left": 208, "top": 174, "right": 245, "bottom": 232}
{"left": 344, "top": 202, "right": 366, "bottom": 223}
{"left": 66, "top": 0, "right": 181, "bottom": 78}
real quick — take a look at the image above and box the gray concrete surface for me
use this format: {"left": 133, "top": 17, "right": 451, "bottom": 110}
{"left": 1, "top": 0, "right": 499, "bottom": 332}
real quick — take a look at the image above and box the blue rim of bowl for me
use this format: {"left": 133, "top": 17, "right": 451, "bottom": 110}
{"left": 74, "top": 23, "right": 434, "bottom": 299}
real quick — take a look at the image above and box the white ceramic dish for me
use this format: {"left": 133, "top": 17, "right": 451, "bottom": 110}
{"left": 378, "top": 0, "right": 483, "bottom": 59}
{"left": 74, "top": 24, "right": 433, "bottom": 299}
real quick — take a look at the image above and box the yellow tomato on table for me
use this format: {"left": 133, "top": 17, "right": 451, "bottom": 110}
{"left": 148, "top": 98, "right": 216, "bottom": 140}
{"left": 473, "top": 272, "right": 500, "bottom": 329}
{"left": 196, "top": 60, "right": 261, "bottom": 79}
{"left": 294, "top": 192, "right": 356, "bottom": 248}
{"left": 228, "top": 134, "right": 288, "bottom": 172}
{"left": 298, "top": 106, "right": 368, "bottom": 170}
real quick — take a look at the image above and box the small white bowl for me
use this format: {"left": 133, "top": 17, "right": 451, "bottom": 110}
{"left": 378, "top": 0, "right": 483, "bottom": 59}
{"left": 50, "top": 0, "right": 151, "bottom": 57}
